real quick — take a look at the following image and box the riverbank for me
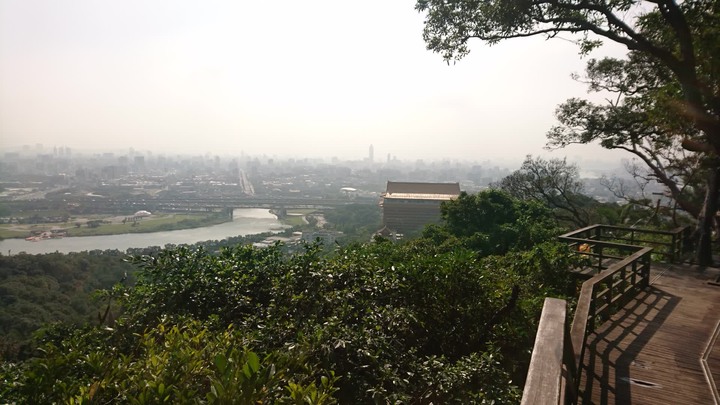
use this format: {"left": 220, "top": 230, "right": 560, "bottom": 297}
{"left": 0, "top": 212, "right": 231, "bottom": 240}
{"left": 272, "top": 208, "right": 325, "bottom": 228}
{"left": 0, "top": 208, "right": 288, "bottom": 255}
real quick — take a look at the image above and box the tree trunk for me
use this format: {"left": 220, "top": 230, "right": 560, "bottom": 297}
{"left": 695, "top": 165, "right": 720, "bottom": 266}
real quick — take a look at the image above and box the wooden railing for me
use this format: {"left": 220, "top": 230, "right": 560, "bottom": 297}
{"left": 521, "top": 298, "right": 577, "bottom": 405}
{"left": 521, "top": 225, "right": 671, "bottom": 404}
{"left": 559, "top": 224, "right": 691, "bottom": 267}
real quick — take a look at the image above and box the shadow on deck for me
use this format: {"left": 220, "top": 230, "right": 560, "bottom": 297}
{"left": 581, "top": 286, "right": 679, "bottom": 403}
{"left": 521, "top": 225, "right": 720, "bottom": 405}
{"left": 580, "top": 263, "right": 720, "bottom": 404}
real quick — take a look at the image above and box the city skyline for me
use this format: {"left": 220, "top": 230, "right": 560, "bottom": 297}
{"left": 2, "top": 141, "right": 629, "bottom": 172}
{"left": 1, "top": 0, "right": 630, "bottom": 164}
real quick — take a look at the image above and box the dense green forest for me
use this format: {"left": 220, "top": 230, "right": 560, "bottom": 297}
{"left": 2, "top": 0, "right": 715, "bottom": 400}
{"left": 0, "top": 250, "right": 137, "bottom": 360}
{"left": 323, "top": 204, "right": 382, "bottom": 241}
{"left": 0, "top": 190, "right": 585, "bottom": 403}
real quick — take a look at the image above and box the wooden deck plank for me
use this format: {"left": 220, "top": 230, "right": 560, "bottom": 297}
{"left": 579, "top": 263, "right": 720, "bottom": 404}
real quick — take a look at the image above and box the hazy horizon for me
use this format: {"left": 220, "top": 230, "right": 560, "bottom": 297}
{"left": 1, "top": 0, "right": 631, "bottom": 165}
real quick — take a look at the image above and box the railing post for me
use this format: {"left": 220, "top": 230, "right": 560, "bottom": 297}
{"left": 641, "top": 252, "right": 650, "bottom": 288}
{"left": 620, "top": 266, "right": 627, "bottom": 305}
{"left": 563, "top": 326, "right": 578, "bottom": 404}
{"left": 684, "top": 226, "right": 693, "bottom": 257}
{"left": 679, "top": 228, "right": 685, "bottom": 259}
{"left": 553, "top": 226, "right": 675, "bottom": 405}
{"left": 671, "top": 233, "right": 677, "bottom": 263}
{"left": 589, "top": 290, "right": 596, "bottom": 332}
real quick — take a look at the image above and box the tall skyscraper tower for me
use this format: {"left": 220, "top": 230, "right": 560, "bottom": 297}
{"left": 369, "top": 144, "right": 374, "bottom": 162}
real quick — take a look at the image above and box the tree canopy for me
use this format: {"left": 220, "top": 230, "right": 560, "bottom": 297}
{"left": 0, "top": 251, "right": 135, "bottom": 360}
{"left": 417, "top": 0, "right": 718, "bottom": 158}
{"left": 417, "top": 0, "right": 718, "bottom": 117}
{"left": 496, "top": 156, "right": 596, "bottom": 228}
{"left": 417, "top": 0, "right": 720, "bottom": 263}
{"left": 428, "top": 189, "right": 562, "bottom": 254}
{"left": 1, "top": 191, "right": 581, "bottom": 403}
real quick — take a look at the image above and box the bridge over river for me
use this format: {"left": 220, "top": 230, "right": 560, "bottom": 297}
{"left": 5, "top": 196, "right": 378, "bottom": 215}
{"left": 132, "top": 196, "right": 378, "bottom": 214}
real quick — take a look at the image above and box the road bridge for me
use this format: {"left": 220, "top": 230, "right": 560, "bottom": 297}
{"left": 6, "top": 196, "right": 378, "bottom": 215}
{"left": 127, "top": 196, "right": 378, "bottom": 214}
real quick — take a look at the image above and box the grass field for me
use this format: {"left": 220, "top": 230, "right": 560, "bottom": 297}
{"left": 279, "top": 209, "right": 318, "bottom": 227}
{"left": 280, "top": 215, "right": 307, "bottom": 227}
{"left": 0, "top": 213, "right": 230, "bottom": 239}
{"left": 286, "top": 209, "right": 317, "bottom": 215}
{"left": 0, "top": 228, "right": 28, "bottom": 239}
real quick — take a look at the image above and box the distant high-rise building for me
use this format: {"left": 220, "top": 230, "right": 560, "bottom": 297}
{"left": 134, "top": 156, "right": 145, "bottom": 169}
{"left": 369, "top": 144, "right": 374, "bottom": 162}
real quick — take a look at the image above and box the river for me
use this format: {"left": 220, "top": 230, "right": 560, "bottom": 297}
{"left": 0, "top": 209, "right": 287, "bottom": 255}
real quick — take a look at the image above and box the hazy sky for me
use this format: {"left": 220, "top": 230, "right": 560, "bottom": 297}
{"left": 1, "top": 0, "right": 631, "bottom": 165}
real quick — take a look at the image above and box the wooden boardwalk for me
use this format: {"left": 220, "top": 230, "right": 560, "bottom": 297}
{"left": 579, "top": 262, "right": 720, "bottom": 404}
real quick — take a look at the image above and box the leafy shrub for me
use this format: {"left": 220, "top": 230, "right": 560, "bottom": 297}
{"left": 2, "top": 319, "right": 337, "bottom": 404}
{"left": 2, "top": 191, "right": 582, "bottom": 403}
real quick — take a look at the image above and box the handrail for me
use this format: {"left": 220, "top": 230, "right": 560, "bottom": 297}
{"left": 522, "top": 225, "right": 663, "bottom": 404}
{"left": 521, "top": 298, "right": 569, "bottom": 405}
{"left": 569, "top": 246, "right": 652, "bottom": 396}
{"left": 559, "top": 236, "right": 645, "bottom": 275}
{"left": 559, "top": 224, "right": 691, "bottom": 264}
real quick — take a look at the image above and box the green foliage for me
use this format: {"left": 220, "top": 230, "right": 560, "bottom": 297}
{"left": 433, "top": 190, "right": 561, "bottom": 254}
{"left": 0, "top": 203, "right": 10, "bottom": 217}
{"left": 2, "top": 320, "right": 337, "bottom": 404}
{"left": 2, "top": 191, "right": 583, "bottom": 403}
{"left": 539, "top": 3, "right": 719, "bottom": 262}
{"left": 323, "top": 204, "right": 381, "bottom": 242}
{"left": 0, "top": 251, "right": 135, "bottom": 360}
{"left": 416, "top": 0, "right": 720, "bottom": 264}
